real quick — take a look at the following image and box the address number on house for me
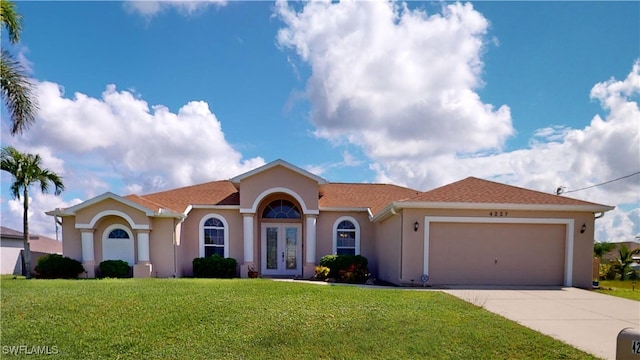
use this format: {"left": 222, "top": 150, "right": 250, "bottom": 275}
{"left": 632, "top": 340, "right": 640, "bottom": 354}
{"left": 489, "top": 211, "right": 509, "bottom": 217}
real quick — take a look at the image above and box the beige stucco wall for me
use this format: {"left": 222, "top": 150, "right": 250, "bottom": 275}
{"left": 74, "top": 199, "right": 150, "bottom": 228}
{"left": 397, "top": 208, "right": 597, "bottom": 288}
{"left": 372, "top": 214, "right": 402, "bottom": 283}
{"left": 238, "top": 166, "right": 319, "bottom": 213}
{"left": 61, "top": 217, "right": 82, "bottom": 262}
{"left": 178, "top": 208, "right": 243, "bottom": 276}
{"left": 148, "top": 217, "right": 179, "bottom": 278}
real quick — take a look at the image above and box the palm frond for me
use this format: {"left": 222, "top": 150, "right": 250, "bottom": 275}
{"left": 0, "top": 50, "right": 38, "bottom": 135}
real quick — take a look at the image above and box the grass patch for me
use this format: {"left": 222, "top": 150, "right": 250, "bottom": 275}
{"left": 1, "top": 278, "right": 596, "bottom": 359}
{"left": 594, "top": 280, "right": 640, "bottom": 301}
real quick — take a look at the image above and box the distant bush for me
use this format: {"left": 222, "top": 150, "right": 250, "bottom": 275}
{"left": 35, "top": 254, "right": 84, "bottom": 279}
{"left": 193, "top": 254, "right": 238, "bottom": 278}
{"left": 319, "top": 254, "right": 369, "bottom": 283}
{"left": 99, "top": 260, "right": 131, "bottom": 278}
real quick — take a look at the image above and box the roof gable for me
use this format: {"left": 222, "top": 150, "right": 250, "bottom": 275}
{"left": 231, "top": 159, "right": 326, "bottom": 185}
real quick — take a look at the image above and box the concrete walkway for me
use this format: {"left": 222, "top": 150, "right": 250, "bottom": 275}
{"left": 443, "top": 287, "right": 640, "bottom": 360}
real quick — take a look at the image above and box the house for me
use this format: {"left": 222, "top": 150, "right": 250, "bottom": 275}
{"left": 1, "top": 226, "right": 63, "bottom": 275}
{"left": 46, "top": 159, "right": 614, "bottom": 288}
{"left": 601, "top": 241, "right": 640, "bottom": 263}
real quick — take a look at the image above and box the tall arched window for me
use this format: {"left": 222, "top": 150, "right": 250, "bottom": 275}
{"left": 332, "top": 216, "right": 360, "bottom": 255}
{"left": 262, "top": 199, "right": 301, "bottom": 219}
{"left": 199, "top": 214, "right": 229, "bottom": 258}
{"left": 102, "top": 225, "right": 135, "bottom": 265}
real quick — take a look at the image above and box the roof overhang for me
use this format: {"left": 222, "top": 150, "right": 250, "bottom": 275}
{"left": 319, "top": 207, "right": 373, "bottom": 218}
{"left": 45, "top": 192, "right": 186, "bottom": 220}
{"left": 371, "top": 201, "right": 616, "bottom": 223}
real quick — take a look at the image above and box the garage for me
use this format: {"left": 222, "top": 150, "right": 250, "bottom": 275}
{"left": 425, "top": 218, "right": 569, "bottom": 286}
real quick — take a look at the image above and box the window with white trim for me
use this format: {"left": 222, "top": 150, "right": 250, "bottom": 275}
{"left": 333, "top": 217, "right": 360, "bottom": 256}
{"left": 203, "top": 217, "right": 225, "bottom": 257}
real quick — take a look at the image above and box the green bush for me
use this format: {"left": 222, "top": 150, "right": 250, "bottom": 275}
{"left": 34, "top": 254, "right": 85, "bottom": 279}
{"left": 319, "top": 254, "right": 369, "bottom": 283}
{"left": 193, "top": 254, "right": 238, "bottom": 278}
{"left": 99, "top": 260, "right": 131, "bottom": 278}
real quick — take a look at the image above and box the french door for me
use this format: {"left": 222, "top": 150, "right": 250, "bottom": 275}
{"left": 261, "top": 223, "right": 302, "bottom": 276}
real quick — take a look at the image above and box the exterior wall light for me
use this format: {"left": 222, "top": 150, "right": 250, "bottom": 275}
{"left": 580, "top": 223, "right": 587, "bottom": 234}
{"left": 414, "top": 221, "right": 419, "bottom": 232}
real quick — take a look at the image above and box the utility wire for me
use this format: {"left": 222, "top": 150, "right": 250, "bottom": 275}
{"left": 561, "top": 171, "right": 640, "bottom": 194}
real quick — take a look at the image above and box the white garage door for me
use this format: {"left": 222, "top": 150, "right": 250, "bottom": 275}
{"left": 428, "top": 222, "right": 566, "bottom": 286}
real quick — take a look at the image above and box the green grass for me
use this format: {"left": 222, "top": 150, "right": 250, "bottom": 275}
{"left": 1, "top": 278, "right": 597, "bottom": 359}
{"left": 594, "top": 280, "right": 640, "bottom": 301}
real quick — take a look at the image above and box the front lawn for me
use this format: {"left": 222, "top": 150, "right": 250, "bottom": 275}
{"left": 1, "top": 278, "right": 596, "bottom": 359}
{"left": 594, "top": 280, "right": 640, "bottom": 301}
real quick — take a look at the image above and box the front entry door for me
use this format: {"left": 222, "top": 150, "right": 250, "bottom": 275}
{"left": 261, "top": 223, "right": 302, "bottom": 276}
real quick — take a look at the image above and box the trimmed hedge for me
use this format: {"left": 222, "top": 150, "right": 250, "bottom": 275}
{"left": 193, "top": 254, "right": 238, "bottom": 278}
{"left": 319, "top": 254, "right": 369, "bottom": 283}
{"left": 99, "top": 260, "right": 131, "bottom": 278}
{"left": 34, "top": 254, "right": 85, "bottom": 279}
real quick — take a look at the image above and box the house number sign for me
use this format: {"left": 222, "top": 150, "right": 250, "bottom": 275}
{"left": 489, "top": 211, "right": 509, "bottom": 217}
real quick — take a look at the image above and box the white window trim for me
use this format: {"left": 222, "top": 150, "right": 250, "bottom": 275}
{"left": 199, "top": 214, "right": 230, "bottom": 258}
{"left": 332, "top": 216, "right": 360, "bottom": 255}
{"left": 102, "top": 224, "right": 135, "bottom": 265}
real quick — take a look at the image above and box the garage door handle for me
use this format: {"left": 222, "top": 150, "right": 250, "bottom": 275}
{"left": 495, "top": 258, "right": 498, "bottom": 264}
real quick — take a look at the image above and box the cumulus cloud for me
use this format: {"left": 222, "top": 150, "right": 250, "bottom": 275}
{"left": 277, "top": 0, "right": 513, "bottom": 160}
{"left": 276, "top": 0, "right": 639, "bottom": 242}
{"left": 2, "top": 81, "right": 264, "bottom": 237}
{"left": 124, "top": 0, "right": 227, "bottom": 18}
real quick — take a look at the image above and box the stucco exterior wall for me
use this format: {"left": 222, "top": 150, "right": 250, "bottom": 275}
{"left": 372, "top": 214, "right": 401, "bottom": 283}
{"left": 74, "top": 199, "right": 150, "bottom": 228}
{"left": 61, "top": 218, "right": 82, "bottom": 262}
{"left": 238, "top": 166, "right": 319, "bottom": 213}
{"left": 147, "top": 217, "right": 178, "bottom": 277}
{"left": 178, "top": 208, "right": 243, "bottom": 277}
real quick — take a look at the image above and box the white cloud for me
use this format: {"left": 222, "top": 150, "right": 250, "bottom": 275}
{"left": 276, "top": 0, "right": 639, "bottom": 242}
{"left": 277, "top": 0, "right": 513, "bottom": 160}
{"left": 5, "top": 81, "right": 265, "bottom": 200}
{"left": 124, "top": 0, "right": 227, "bottom": 18}
{"left": 4, "top": 193, "right": 83, "bottom": 240}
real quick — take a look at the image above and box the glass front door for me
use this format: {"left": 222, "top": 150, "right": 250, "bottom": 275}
{"left": 261, "top": 223, "right": 302, "bottom": 276}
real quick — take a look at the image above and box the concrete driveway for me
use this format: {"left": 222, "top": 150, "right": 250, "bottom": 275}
{"left": 443, "top": 287, "right": 640, "bottom": 360}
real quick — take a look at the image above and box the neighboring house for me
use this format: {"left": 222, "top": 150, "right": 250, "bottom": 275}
{"left": 601, "top": 241, "right": 640, "bottom": 263}
{"left": 1, "top": 226, "right": 63, "bottom": 275}
{"left": 46, "top": 159, "right": 614, "bottom": 288}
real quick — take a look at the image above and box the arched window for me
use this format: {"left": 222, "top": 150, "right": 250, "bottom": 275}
{"left": 262, "top": 199, "right": 301, "bottom": 219}
{"left": 332, "top": 217, "right": 360, "bottom": 255}
{"left": 200, "top": 214, "right": 229, "bottom": 258}
{"left": 102, "top": 225, "right": 135, "bottom": 265}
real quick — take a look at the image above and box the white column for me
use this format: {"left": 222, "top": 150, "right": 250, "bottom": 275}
{"left": 137, "top": 231, "right": 150, "bottom": 263}
{"left": 305, "top": 215, "right": 317, "bottom": 264}
{"left": 81, "top": 230, "right": 94, "bottom": 262}
{"left": 243, "top": 214, "right": 254, "bottom": 263}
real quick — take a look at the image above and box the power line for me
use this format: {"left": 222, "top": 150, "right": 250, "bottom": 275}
{"left": 560, "top": 171, "right": 640, "bottom": 195}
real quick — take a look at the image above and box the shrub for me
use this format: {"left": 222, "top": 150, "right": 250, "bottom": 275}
{"left": 34, "top": 254, "right": 85, "bottom": 279}
{"left": 313, "top": 266, "right": 330, "bottom": 280}
{"left": 193, "top": 254, "right": 238, "bottom": 278}
{"left": 319, "top": 254, "right": 369, "bottom": 283}
{"left": 99, "top": 260, "right": 131, "bottom": 278}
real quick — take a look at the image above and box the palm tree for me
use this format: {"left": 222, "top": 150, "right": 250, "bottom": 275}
{"left": 613, "top": 244, "right": 640, "bottom": 280}
{"left": 593, "top": 241, "right": 616, "bottom": 259}
{"left": 1, "top": 146, "right": 64, "bottom": 278}
{"left": 1, "top": 0, "right": 38, "bottom": 135}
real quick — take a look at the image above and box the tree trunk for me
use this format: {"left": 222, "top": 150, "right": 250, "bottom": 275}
{"left": 23, "top": 186, "right": 31, "bottom": 279}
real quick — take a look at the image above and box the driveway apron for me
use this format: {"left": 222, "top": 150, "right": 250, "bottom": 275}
{"left": 443, "top": 287, "right": 640, "bottom": 360}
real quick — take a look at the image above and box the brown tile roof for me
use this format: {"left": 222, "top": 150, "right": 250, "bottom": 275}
{"left": 319, "top": 183, "right": 422, "bottom": 215}
{"left": 125, "top": 180, "right": 239, "bottom": 213}
{"left": 403, "top": 177, "right": 609, "bottom": 207}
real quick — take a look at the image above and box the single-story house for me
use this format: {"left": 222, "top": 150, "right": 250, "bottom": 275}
{"left": 1, "top": 226, "right": 63, "bottom": 275}
{"left": 46, "top": 159, "right": 614, "bottom": 288}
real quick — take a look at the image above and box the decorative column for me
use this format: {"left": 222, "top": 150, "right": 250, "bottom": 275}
{"left": 241, "top": 214, "right": 255, "bottom": 278}
{"left": 80, "top": 230, "right": 95, "bottom": 278}
{"left": 134, "top": 230, "right": 152, "bottom": 278}
{"left": 304, "top": 215, "right": 317, "bottom": 277}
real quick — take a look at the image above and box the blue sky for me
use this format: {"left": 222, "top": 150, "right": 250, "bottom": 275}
{"left": 1, "top": 0, "right": 639, "bottom": 243}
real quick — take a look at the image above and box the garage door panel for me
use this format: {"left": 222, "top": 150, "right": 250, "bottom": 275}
{"left": 429, "top": 223, "right": 565, "bottom": 286}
